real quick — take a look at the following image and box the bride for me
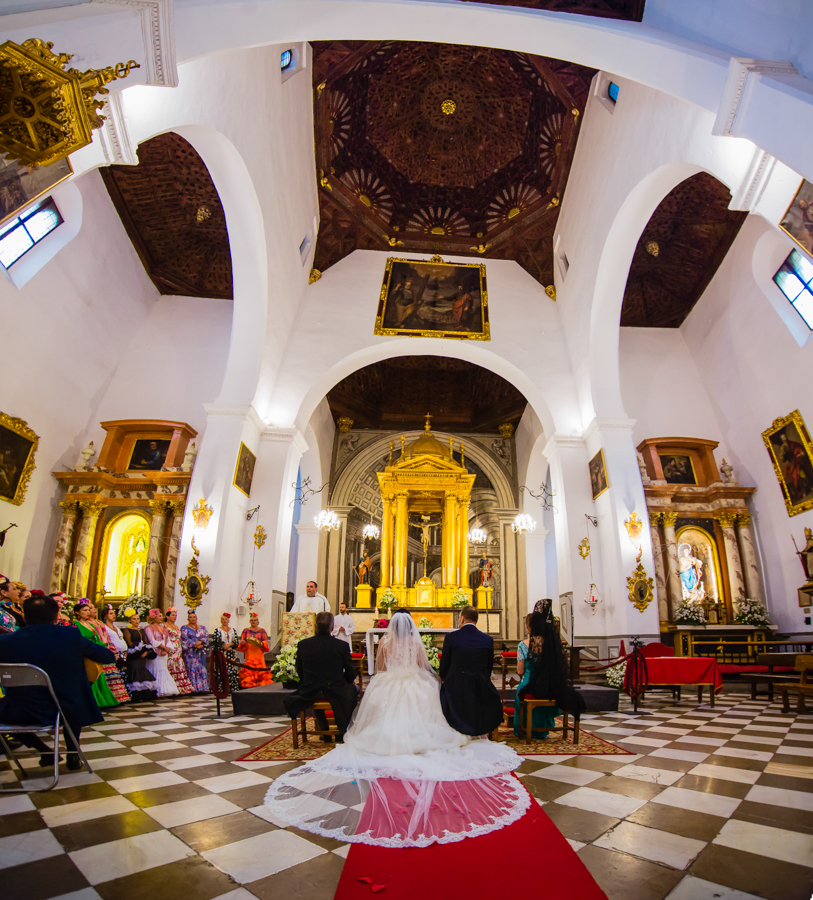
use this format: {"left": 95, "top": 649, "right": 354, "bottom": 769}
{"left": 264, "top": 611, "right": 529, "bottom": 847}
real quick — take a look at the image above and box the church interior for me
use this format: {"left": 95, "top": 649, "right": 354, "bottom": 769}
{"left": 1, "top": 1, "right": 813, "bottom": 898}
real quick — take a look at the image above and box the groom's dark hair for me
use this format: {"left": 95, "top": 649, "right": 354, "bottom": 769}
{"left": 460, "top": 606, "right": 478, "bottom": 624}
{"left": 315, "top": 611, "right": 333, "bottom": 634}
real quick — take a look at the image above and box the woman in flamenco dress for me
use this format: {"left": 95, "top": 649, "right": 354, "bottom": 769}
{"left": 164, "top": 607, "right": 195, "bottom": 694}
{"left": 121, "top": 609, "right": 158, "bottom": 703}
{"left": 180, "top": 610, "right": 210, "bottom": 693}
{"left": 143, "top": 609, "right": 179, "bottom": 698}
{"left": 73, "top": 600, "right": 120, "bottom": 708}
{"left": 210, "top": 612, "right": 241, "bottom": 693}
{"left": 237, "top": 611, "right": 273, "bottom": 688}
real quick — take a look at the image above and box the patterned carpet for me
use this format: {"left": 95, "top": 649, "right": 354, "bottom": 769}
{"left": 237, "top": 717, "right": 633, "bottom": 761}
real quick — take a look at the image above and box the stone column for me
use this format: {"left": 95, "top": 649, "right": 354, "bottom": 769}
{"left": 649, "top": 512, "right": 669, "bottom": 620}
{"left": 458, "top": 497, "right": 470, "bottom": 591}
{"left": 717, "top": 511, "right": 746, "bottom": 611}
{"left": 294, "top": 523, "right": 321, "bottom": 595}
{"left": 442, "top": 494, "right": 457, "bottom": 587}
{"left": 74, "top": 501, "right": 106, "bottom": 599}
{"left": 392, "top": 492, "right": 409, "bottom": 588}
{"left": 145, "top": 499, "right": 169, "bottom": 605}
{"left": 737, "top": 513, "right": 765, "bottom": 604}
{"left": 49, "top": 500, "right": 79, "bottom": 592}
{"left": 661, "top": 512, "right": 684, "bottom": 612}
{"left": 379, "top": 495, "right": 393, "bottom": 589}
{"left": 162, "top": 501, "right": 185, "bottom": 609}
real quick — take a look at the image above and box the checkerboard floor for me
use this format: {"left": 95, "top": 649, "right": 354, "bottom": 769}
{"left": 1, "top": 691, "right": 811, "bottom": 900}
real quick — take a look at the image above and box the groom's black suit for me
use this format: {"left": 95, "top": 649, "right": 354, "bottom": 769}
{"left": 439, "top": 622, "right": 503, "bottom": 736}
{"left": 284, "top": 632, "right": 358, "bottom": 735}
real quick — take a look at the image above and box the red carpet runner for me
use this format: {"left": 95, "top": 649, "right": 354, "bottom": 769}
{"left": 334, "top": 779, "right": 607, "bottom": 899}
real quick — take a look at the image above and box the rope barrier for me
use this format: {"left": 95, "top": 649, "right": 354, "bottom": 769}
{"left": 580, "top": 652, "right": 634, "bottom": 672}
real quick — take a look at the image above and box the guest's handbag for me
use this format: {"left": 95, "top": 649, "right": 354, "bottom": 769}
{"left": 84, "top": 658, "right": 104, "bottom": 683}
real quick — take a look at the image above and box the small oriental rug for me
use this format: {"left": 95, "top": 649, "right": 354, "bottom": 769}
{"left": 237, "top": 717, "right": 632, "bottom": 762}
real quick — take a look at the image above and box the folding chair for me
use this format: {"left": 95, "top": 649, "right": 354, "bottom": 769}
{"left": 0, "top": 663, "right": 93, "bottom": 792}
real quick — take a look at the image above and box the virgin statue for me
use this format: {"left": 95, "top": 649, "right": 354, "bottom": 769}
{"left": 679, "top": 542, "right": 706, "bottom": 603}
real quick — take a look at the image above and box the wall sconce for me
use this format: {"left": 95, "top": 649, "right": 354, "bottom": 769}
{"left": 191, "top": 497, "right": 213, "bottom": 529}
{"left": 511, "top": 513, "right": 537, "bottom": 535}
{"left": 469, "top": 527, "right": 488, "bottom": 544}
{"left": 625, "top": 511, "right": 644, "bottom": 561}
{"left": 315, "top": 509, "right": 341, "bottom": 531}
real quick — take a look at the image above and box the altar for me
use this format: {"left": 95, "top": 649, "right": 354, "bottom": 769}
{"left": 365, "top": 627, "right": 454, "bottom": 675}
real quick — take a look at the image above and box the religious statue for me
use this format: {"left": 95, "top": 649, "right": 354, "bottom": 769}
{"left": 794, "top": 527, "right": 813, "bottom": 585}
{"left": 479, "top": 550, "right": 493, "bottom": 587}
{"left": 491, "top": 438, "right": 507, "bottom": 461}
{"left": 356, "top": 549, "right": 372, "bottom": 585}
{"left": 678, "top": 542, "right": 706, "bottom": 603}
{"left": 720, "top": 458, "right": 738, "bottom": 485}
{"left": 413, "top": 514, "right": 439, "bottom": 556}
{"left": 74, "top": 441, "right": 95, "bottom": 471}
{"left": 637, "top": 451, "right": 650, "bottom": 485}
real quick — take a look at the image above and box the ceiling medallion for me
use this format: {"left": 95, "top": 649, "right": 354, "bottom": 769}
{"left": 441, "top": 99, "right": 456, "bottom": 115}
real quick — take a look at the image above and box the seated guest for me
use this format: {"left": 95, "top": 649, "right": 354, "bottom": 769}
{"left": 0, "top": 593, "right": 114, "bottom": 769}
{"left": 0, "top": 574, "right": 24, "bottom": 631}
{"left": 284, "top": 611, "right": 358, "bottom": 742}
{"left": 439, "top": 605, "right": 503, "bottom": 737}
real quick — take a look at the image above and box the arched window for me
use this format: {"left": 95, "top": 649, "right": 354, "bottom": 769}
{"left": 607, "top": 82, "right": 619, "bottom": 104}
{"left": 0, "top": 197, "right": 62, "bottom": 268}
{"left": 774, "top": 248, "right": 813, "bottom": 330}
{"left": 281, "top": 49, "right": 294, "bottom": 71}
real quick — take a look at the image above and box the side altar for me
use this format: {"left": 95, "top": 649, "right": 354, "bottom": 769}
{"left": 355, "top": 419, "right": 479, "bottom": 609}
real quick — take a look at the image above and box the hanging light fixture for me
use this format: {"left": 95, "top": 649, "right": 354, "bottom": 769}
{"left": 362, "top": 515, "right": 380, "bottom": 541}
{"left": 584, "top": 582, "right": 601, "bottom": 614}
{"left": 469, "top": 527, "right": 487, "bottom": 544}
{"left": 315, "top": 509, "right": 341, "bottom": 531}
{"left": 582, "top": 514, "right": 600, "bottom": 614}
{"left": 511, "top": 513, "right": 537, "bottom": 535}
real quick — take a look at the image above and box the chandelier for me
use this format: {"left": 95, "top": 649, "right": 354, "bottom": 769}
{"left": 362, "top": 519, "right": 380, "bottom": 541}
{"left": 469, "top": 527, "right": 487, "bottom": 544}
{"left": 511, "top": 514, "right": 537, "bottom": 535}
{"left": 315, "top": 509, "right": 341, "bottom": 531}
{"left": 584, "top": 582, "right": 601, "bottom": 614}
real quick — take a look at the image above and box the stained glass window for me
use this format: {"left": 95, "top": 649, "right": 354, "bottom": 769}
{"left": 0, "top": 198, "right": 62, "bottom": 268}
{"left": 281, "top": 49, "right": 293, "bottom": 71}
{"left": 608, "top": 81, "right": 619, "bottom": 103}
{"left": 774, "top": 248, "right": 813, "bottom": 330}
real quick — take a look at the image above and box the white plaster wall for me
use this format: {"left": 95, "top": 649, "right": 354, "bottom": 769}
{"left": 0, "top": 170, "right": 156, "bottom": 583}
{"left": 619, "top": 328, "right": 730, "bottom": 455}
{"left": 682, "top": 215, "right": 813, "bottom": 633}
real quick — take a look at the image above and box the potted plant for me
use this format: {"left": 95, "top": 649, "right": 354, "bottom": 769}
{"left": 270, "top": 642, "right": 301, "bottom": 688}
{"left": 421, "top": 633, "right": 440, "bottom": 672}
{"left": 674, "top": 601, "right": 707, "bottom": 627}
{"left": 417, "top": 616, "right": 432, "bottom": 629}
{"left": 378, "top": 589, "right": 398, "bottom": 618}
{"left": 451, "top": 588, "right": 469, "bottom": 626}
{"left": 734, "top": 598, "right": 773, "bottom": 629}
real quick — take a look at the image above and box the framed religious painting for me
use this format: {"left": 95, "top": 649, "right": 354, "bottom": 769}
{"left": 233, "top": 441, "right": 256, "bottom": 497}
{"left": 0, "top": 155, "right": 72, "bottom": 227}
{"left": 0, "top": 412, "right": 39, "bottom": 505}
{"left": 763, "top": 409, "right": 813, "bottom": 516}
{"left": 659, "top": 453, "right": 697, "bottom": 485}
{"left": 128, "top": 438, "right": 171, "bottom": 471}
{"left": 375, "top": 255, "right": 490, "bottom": 340}
{"left": 588, "top": 448, "right": 609, "bottom": 500}
{"left": 779, "top": 179, "right": 813, "bottom": 259}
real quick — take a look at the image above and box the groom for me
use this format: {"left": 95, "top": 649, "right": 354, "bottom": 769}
{"left": 439, "top": 606, "right": 503, "bottom": 736}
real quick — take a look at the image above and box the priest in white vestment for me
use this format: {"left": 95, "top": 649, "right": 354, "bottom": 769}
{"left": 291, "top": 580, "right": 330, "bottom": 613}
{"left": 332, "top": 602, "right": 355, "bottom": 648}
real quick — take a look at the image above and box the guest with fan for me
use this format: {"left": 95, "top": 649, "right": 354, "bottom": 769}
{"left": 238, "top": 612, "right": 273, "bottom": 688}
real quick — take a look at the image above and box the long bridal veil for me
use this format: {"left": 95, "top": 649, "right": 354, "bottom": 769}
{"left": 264, "top": 612, "right": 530, "bottom": 847}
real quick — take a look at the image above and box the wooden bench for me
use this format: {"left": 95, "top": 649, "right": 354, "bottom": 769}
{"left": 290, "top": 701, "right": 340, "bottom": 749}
{"left": 779, "top": 655, "right": 813, "bottom": 713}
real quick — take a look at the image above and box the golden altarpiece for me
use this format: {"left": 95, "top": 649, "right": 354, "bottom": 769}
{"left": 50, "top": 419, "right": 196, "bottom": 609}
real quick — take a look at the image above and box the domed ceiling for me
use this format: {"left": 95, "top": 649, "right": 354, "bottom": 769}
{"left": 312, "top": 41, "right": 595, "bottom": 286}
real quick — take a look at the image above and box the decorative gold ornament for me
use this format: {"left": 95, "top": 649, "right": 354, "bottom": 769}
{"left": 337, "top": 417, "right": 354, "bottom": 433}
{"left": 0, "top": 411, "right": 38, "bottom": 506}
{"left": 0, "top": 39, "right": 140, "bottom": 167}
{"left": 499, "top": 423, "right": 514, "bottom": 440}
{"left": 578, "top": 536, "right": 590, "bottom": 559}
{"left": 191, "top": 497, "right": 213, "bottom": 529}
{"left": 715, "top": 510, "right": 738, "bottom": 528}
{"left": 624, "top": 511, "right": 645, "bottom": 561}
{"left": 254, "top": 524, "right": 267, "bottom": 548}
{"left": 627, "top": 562, "right": 654, "bottom": 612}
{"left": 319, "top": 170, "right": 332, "bottom": 191}
{"left": 191, "top": 535, "right": 199, "bottom": 556}
{"left": 545, "top": 284, "right": 556, "bottom": 301}
{"left": 195, "top": 206, "right": 211, "bottom": 224}
{"left": 645, "top": 241, "right": 660, "bottom": 257}
{"left": 178, "top": 543, "right": 210, "bottom": 609}
{"left": 309, "top": 268, "right": 322, "bottom": 283}
{"left": 441, "top": 99, "right": 456, "bottom": 115}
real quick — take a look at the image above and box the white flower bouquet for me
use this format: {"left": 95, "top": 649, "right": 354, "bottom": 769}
{"left": 270, "top": 642, "right": 301, "bottom": 683}
{"left": 674, "top": 601, "right": 706, "bottom": 626}
{"left": 606, "top": 660, "right": 627, "bottom": 689}
{"left": 734, "top": 598, "right": 773, "bottom": 628}
{"left": 421, "top": 633, "right": 440, "bottom": 672}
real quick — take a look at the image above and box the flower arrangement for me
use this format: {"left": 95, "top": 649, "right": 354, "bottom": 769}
{"left": 417, "top": 617, "right": 432, "bottom": 628}
{"left": 421, "top": 633, "right": 440, "bottom": 672}
{"left": 606, "top": 660, "right": 627, "bottom": 689}
{"left": 451, "top": 588, "right": 469, "bottom": 608}
{"left": 270, "top": 642, "right": 300, "bottom": 683}
{"left": 378, "top": 589, "right": 398, "bottom": 612}
{"left": 674, "top": 601, "right": 706, "bottom": 627}
{"left": 374, "top": 618, "right": 389, "bottom": 629}
{"left": 734, "top": 598, "right": 773, "bottom": 628}
{"left": 123, "top": 593, "right": 152, "bottom": 619}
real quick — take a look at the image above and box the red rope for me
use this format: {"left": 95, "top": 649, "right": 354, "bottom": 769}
{"left": 208, "top": 649, "right": 231, "bottom": 699}
{"left": 580, "top": 652, "right": 634, "bottom": 672}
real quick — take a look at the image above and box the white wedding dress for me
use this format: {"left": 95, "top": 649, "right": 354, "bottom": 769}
{"left": 264, "top": 613, "right": 529, "bottom": 847}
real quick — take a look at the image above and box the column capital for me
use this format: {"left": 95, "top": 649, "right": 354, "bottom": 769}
{"left": 661, "top": 511, "right": 678, "bottom": 527}
{"left": 260, "top": 425, "right": 308, "bottom": 455}
{"left": 542, "top": 433, "right": 584, "bottom": 460}
{"left": 150, "top": 498, "right": 170, "bottom": 515}
{"left": 649, "top": 511, "right": 662, "bottom": 526}
{"left": 294, "top": 523, "right": 320, "bottom": 536}
{"left": 715, "top": 510, "right": 738, "bottom": 528}
{"left": 203, "top": 402, "right": 265, "bottom": 434}
{"left": 737, "top": 512, "right": 753, "bottom": 527}
{"left": 583, "top": 416, "right": 637, "bottom": 443}
{"left": 79, "top": 500, "right": 106, "bottom": 518}
{"left": 168, "top": 500, "right": 186, "bottom": 516}
{"left": 59, "top": 499, "right": 78, "bottom": 513}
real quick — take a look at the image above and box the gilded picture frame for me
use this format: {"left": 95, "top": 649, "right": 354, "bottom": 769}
{"left": 0, "top": 155, "right": 72, "bottom": 227}
{"left": 374, "top": 255, "right": 490, "bottom": 340}
{"left": 588, "top": 448, "right": 609, "bottom": 500}
{"left": 627, "top": 562, "right": 655, "bottom": 613}
{"left": 779, "top": 179, "right": 813, "bottom": 260}
{"left": 659, "top": 453, "right": 697, "bottom": 485}
{"left": 0, "top": 412, "right": 39, "bottom": 506}
{"left": 762, "top": 409, "right": 813, "bottom": 516}
{"left": 233, "top": 441, "right": 256, "bottom": 498}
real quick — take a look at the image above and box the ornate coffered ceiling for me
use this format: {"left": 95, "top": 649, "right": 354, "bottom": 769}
{"left": 312, "top": 41, "right": 595, "bottom": 285}
{"left": 413, "top": 0, "right": 645, "bottom": 18}
{"left": 101, "top": 132, "right": 233, "bottom": 300}
{"left": 620, "top": 173, "right": 747, "bottom": 328}
{"left": 326, "top": 356, "right": 527, "bottom": 433}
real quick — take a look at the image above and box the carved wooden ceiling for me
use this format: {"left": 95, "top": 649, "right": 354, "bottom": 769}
{"left": 326, "top": 356, "right": 527, "bottom": 433}
{"left": 413, "top": 0, "right": 645, "bottom": 18}
{"left": 312, "top": 41, "right": 595, "bottom": 285}
{"left": 101, "top": 132, "right": 233, "bottom": 300}
{"left": 620, "top": 173, "right": 747, "bottom": 328}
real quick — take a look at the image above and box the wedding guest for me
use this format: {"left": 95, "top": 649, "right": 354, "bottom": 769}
{"left": 238, "top": 612, "right": 273, "bottom": 688}
{"left": 180, "top": 610, "right": 210, "bottom": 693}
{"left": 74, "top": 600, "right": 120, "bottom": 708}
{"left": 121, "top": 610, "right": 158, "bottom": 702}
{"left": 14, "top": 582, "right": 31, "bottom": 603}
{"left": 144, "top": 609, "right": 179, "bottom": 697}
{"left": 0, "top": 574, "right": 24, "bottom": 630}
{"left": 514, "top": 612, "right": 557, "bottom": 739}
{"left": 50, "top": 593, "right": 73, "bottom": 626}
{"left": 164, "top": 607, "right": 194, "bottom": 694}
{"left": 332, "top": 602, "right": 355, "bottom": 649}
{"left": 0, "top": 593, "right": 114, "bottom": 770}
{"left": 99, "top": 604, "right": 131, "bottom": 704}
{"left": 210, "top": 612, "right": 241, "bottom": 693}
